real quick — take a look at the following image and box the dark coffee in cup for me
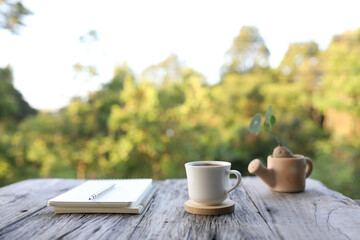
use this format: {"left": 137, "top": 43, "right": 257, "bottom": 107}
{"left": 193, "top": 163, "right": 222, "bottom": 167}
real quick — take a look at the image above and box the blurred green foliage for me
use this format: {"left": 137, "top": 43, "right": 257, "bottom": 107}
{"left": 0, "top": 0, "right": 32, "bottom": 33}
{"left": 1, "top": 26, "right": 360, "bottom": 199}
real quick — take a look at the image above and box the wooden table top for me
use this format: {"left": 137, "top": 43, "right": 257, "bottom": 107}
{"left": 0, "top": 177, "right": 359, "bottom": 240}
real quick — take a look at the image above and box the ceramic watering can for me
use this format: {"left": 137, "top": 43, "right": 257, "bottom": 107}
{"left": 248, "top": 154, "right": 313, "bottom": 192}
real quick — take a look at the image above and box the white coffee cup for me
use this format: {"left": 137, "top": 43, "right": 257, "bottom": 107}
{"left": 185, "top": 161, "right": 242, "bottom": 206}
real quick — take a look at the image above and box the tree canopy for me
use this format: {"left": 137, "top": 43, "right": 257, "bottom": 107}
{"left": 1, "top": 26, "right": 360, "bottom": 199}
{"left": 0, "top": 0, "right": 32, "bottom": 33}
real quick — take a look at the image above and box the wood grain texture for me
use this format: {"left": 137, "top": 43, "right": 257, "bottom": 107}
{"left": 0, "top": 179, "right": 83, "bottom": 230}
{"left": 242, "top": 177, "right": 360, "bottom": 240}
{"left": 128, "top": 179, "right": 276, "bottom": 240}
{"left": 0, "top": 177, "right": 359, "bottom": 240}
{"left": 0, "top": 179, "right": 153, "bottom": 240}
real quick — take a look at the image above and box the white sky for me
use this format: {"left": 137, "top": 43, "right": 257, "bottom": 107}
{"left": 1, "top": 0, "right": 359, "bottom": 110}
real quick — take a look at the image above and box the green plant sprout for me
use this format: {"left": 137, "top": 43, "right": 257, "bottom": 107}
{"left": 249, "top": 105, "right": 294, "bottom": 158}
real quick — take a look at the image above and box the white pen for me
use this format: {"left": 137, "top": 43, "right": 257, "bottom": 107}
{"left": 88, "top": 183, "right": 116, "bottom": 200}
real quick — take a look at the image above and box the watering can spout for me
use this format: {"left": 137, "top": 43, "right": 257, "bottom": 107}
{"left": 248, "top": 159, "right": 275, "bottom": 188}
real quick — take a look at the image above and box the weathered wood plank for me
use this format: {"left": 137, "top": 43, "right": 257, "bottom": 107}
{"left": 242, "top": 177, "right": 360, "bottom": 240}
{"left": 0, "top": 179, "right": 84, "bottom": 230}
{"left": 128, "top": 179, "right": 276, "bottom": 240}
{"left": 1, "top": 178, "right": 360, "bottom": 240}
{"left": 0, "top": 179, "right": 154, "bottom": 240}
{"left": 0, "top": 201, "right": 150, "bottom": 240}
{"left": 0, "top": 179, "right": 275, "bottom": 240}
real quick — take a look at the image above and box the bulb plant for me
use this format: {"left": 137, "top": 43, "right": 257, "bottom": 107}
{"left": 249, "top": 105, "right": 294, "bottom": 158}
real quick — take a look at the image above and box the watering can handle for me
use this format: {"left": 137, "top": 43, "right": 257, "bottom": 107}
{"left": 304, "top": 157, "right": 313, "bottom": 178}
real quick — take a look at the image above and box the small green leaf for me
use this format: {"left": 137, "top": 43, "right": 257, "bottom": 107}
{"left": 270, "top": 115, "right": 276, "bottom": 127}
{"left": 249, "top": 114, "right": 262, "bottom": 135}
{"left": 264, "top": 122, "right": 270, "bottom": 130}
{"left": 265, "top": 105, "right": 272, "bottom": 124}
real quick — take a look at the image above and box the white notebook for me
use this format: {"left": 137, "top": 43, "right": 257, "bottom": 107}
{"left": 52, "top": 184, "right": 157, "bottom": 214}
{"left": 48, "top": 179, "right": 153, "bottom": 208}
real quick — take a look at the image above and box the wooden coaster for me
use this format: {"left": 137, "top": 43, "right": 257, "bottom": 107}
{"left": 184, "top": 199, "right": 235, "bottom": 215}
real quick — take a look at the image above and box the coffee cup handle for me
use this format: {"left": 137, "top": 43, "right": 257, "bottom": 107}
{"left": 304, "top": 157, "right": 313, "bottom": 178}
{"left": 225, "top": 170, "right": 242, "bottom": 194}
